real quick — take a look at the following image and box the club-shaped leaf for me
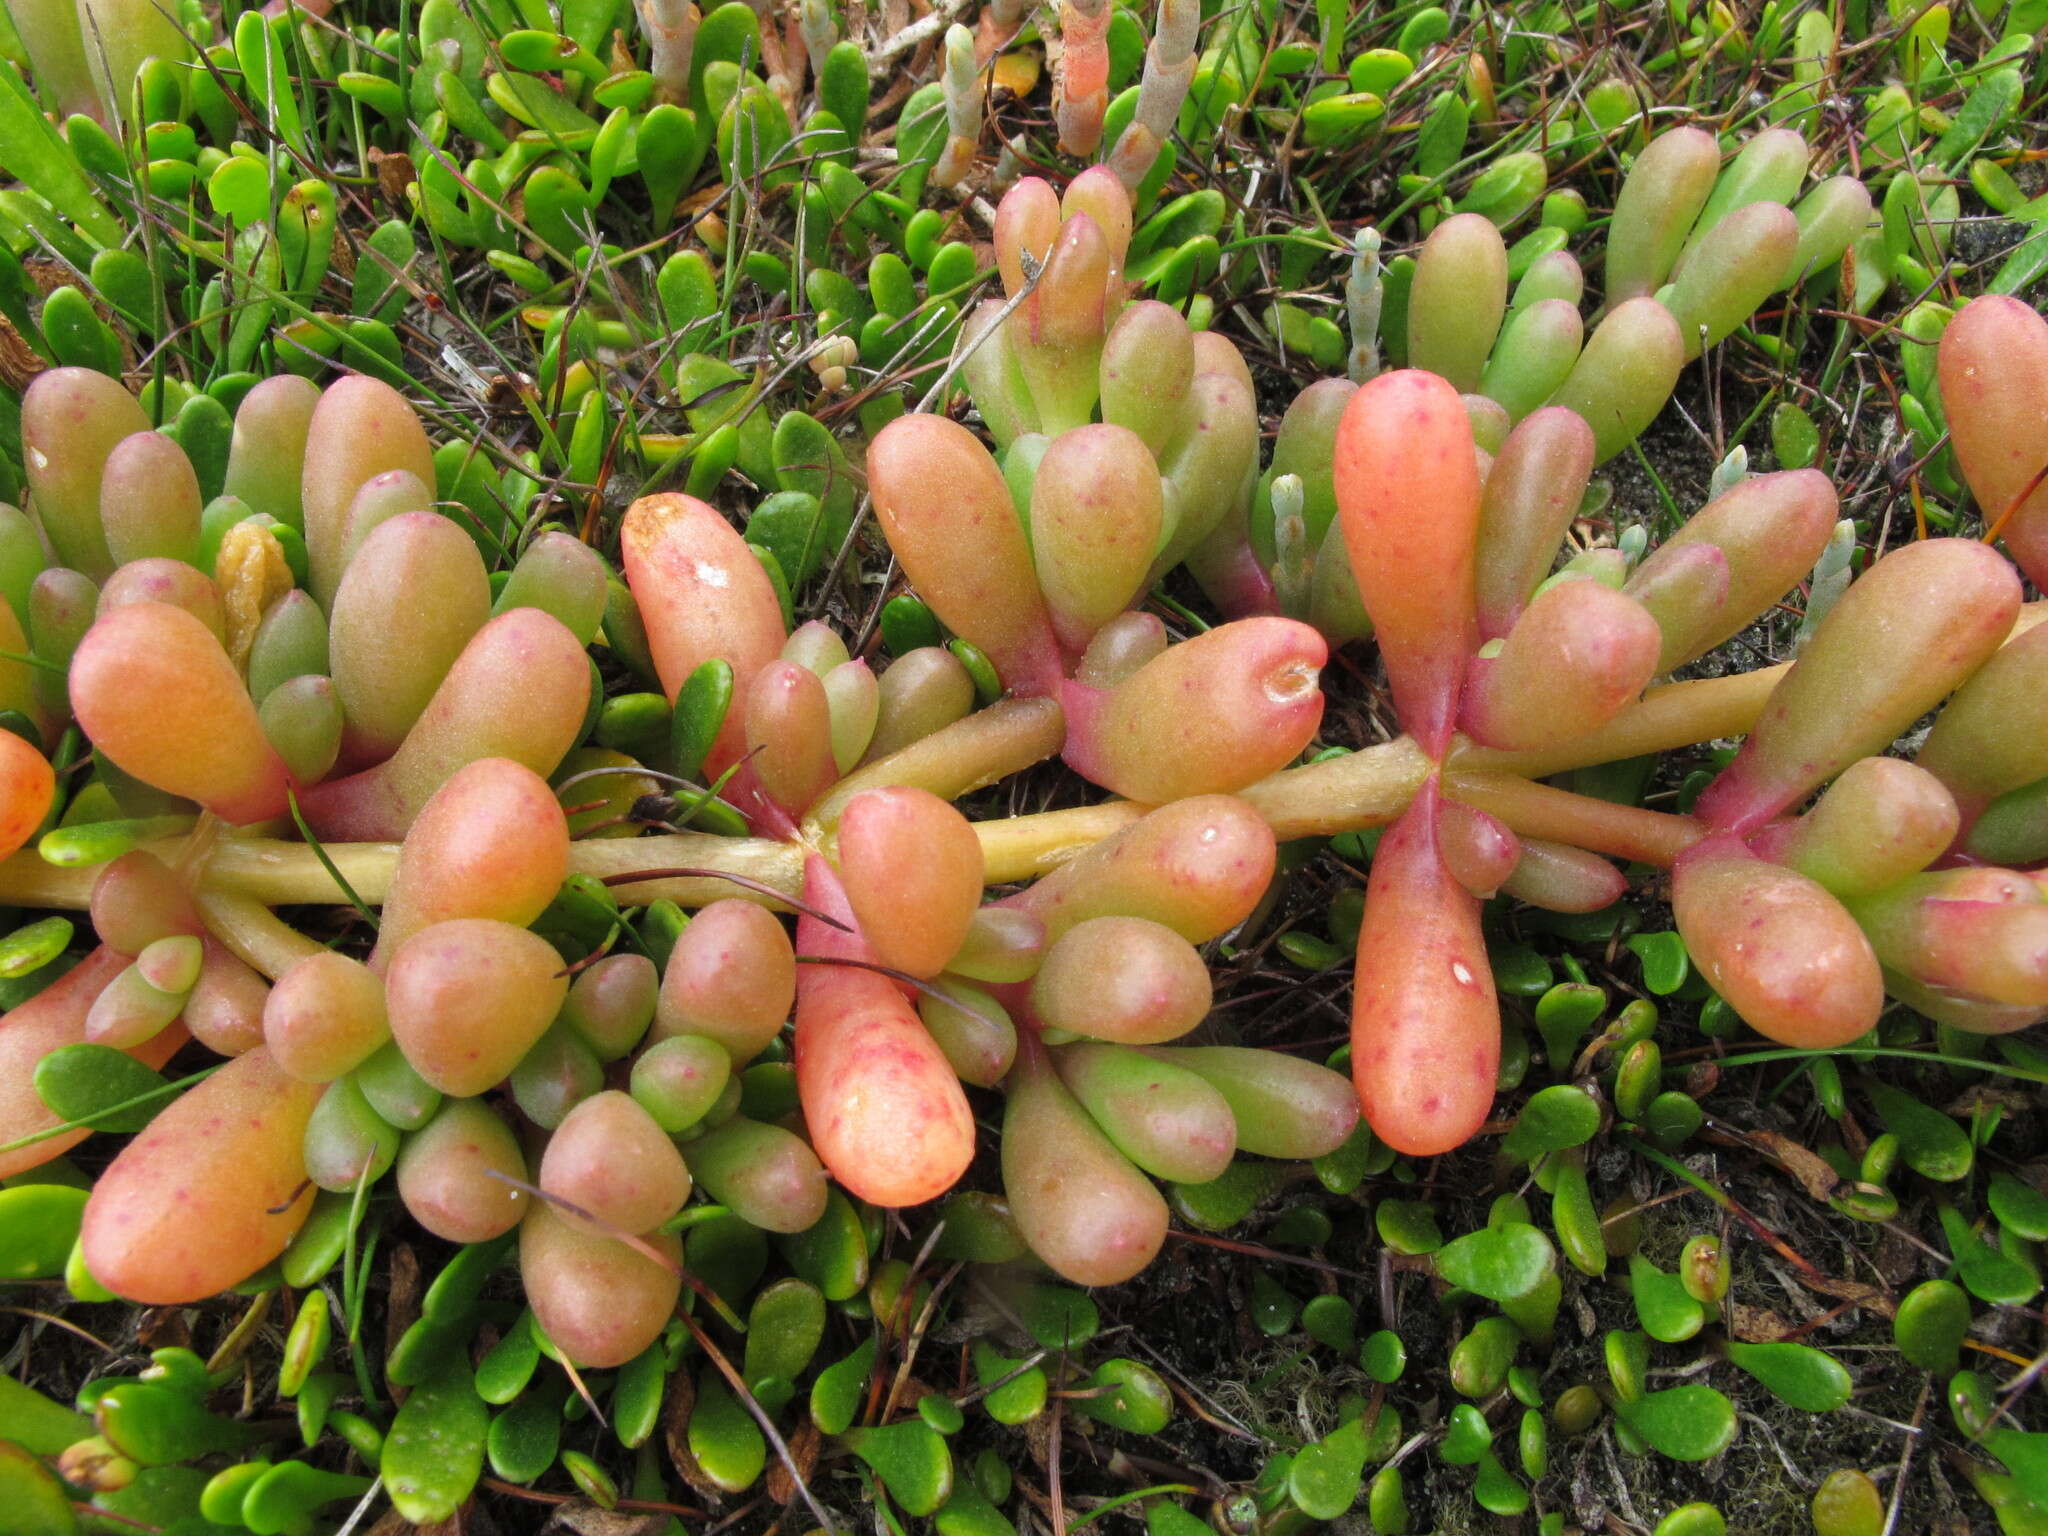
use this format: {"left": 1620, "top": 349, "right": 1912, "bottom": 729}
{"left": 1724, "top": 1341, "right": 1851, "bottom": 1412}
{"left": 811, "top": 1338, "right": 878, "bottom": 1436}
{"left": 1473, "top": 1451, "right": 1530, "bottom": 1515}
{"left": 688, "top": 1367, "right": 765, "bottom": 1493}
{"left": 743, "top": 1278, "right": 826, "bottom": 1394}
{"left": 1441, "top": 1403, "right": 1492, "bottom": 1465}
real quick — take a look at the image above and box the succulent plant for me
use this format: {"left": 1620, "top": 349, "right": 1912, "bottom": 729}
{"left": 4, "top": 0, "right": 2048, "bottom": 1528}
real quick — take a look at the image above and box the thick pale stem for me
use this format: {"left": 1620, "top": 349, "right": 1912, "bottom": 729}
{"left": 1054, "top": 0, "right": 1111, "bottom": 154}
{"left": 203, "top": 837, "right": 403, "bottom": 907}
{"left": 1444, "top": 774, "right": 1699, "bottom": 867}
{"left": 195, "top": 889, "right": 327, "bottom": 981}
{"left": 1238, "top": 734, "right": 1436, "bottom": 842}
{"left": 567, "top": 838, "right": 808, "bottom": 907}
{"left": 978, "top": 802, "right": 1147, "bottom": 883}
{"left": 0, "top": 834, "right": 804, "bottom": 913}
{"left": 9, "top": 603, "right": 2042, "bottom": 919}
{"left": 805, "top": 696, "right": 1065, "bottom": 831}
{"left": 637, "top": 0, "right": 700, "bottom": 104}
{"left": 933, "top": 23, "right": 983, "bottom": 189}
{"left": 1452, "top": 664, "right": 1794, "bottom": 780}
{"left": 0, "top": 681, "right": 1831, "bottom": 912}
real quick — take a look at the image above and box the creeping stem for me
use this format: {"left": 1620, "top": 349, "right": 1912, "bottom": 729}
{"left": 194, "top": 888, "right": 328, "bottom": 980}
{"left": 2, "top": 604, "right": 2040, "bottom": 918}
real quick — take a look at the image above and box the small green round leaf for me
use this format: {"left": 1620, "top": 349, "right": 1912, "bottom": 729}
{"left": 1893, "top": 1279, "right": 1971, "bottom": 1373}
{"left": 1604, "top": 1329, "right": 1650, "bottom": 1404}
{"left": 1441, "top": 1403, "right": 1492, "bottom": 1466}
{"left": 1302, "top": 1294, "right": 1357, "bottom": 1353}
{"left": 1626, "top": 931, "right": 1690, "bottom": 995}
{"left": 1518, "top": 1407, "right": 1548, "bottom": 1479}
{"left": 1287, "top": 1415, "right": 1369, "bottom": 1520}
{"left": 1250, "top": 1270, "right": 1299, "bottom": 1337}
{"left": 1375, "top": 1199, "right": 1443, "bottom": 1255}
{"left": 1360, "top": 1330, "right": 1407, "bottom": 1384}
{"left": 383, "top": 1365, "right": 487, "bottom": 1523}
{"left": 1864, "top": 1082, "right": 1973, "bottom": 1182}
{"left": 1653, "top": 1504, "right": 1728, "bottom": 1536}
{"left": 487, "top": 1390, "right": 562, "bottom": 1485}
{"left": 1810, "top": 1469, "right": 1884, "bottom": 1536}
{"left": 918, "top": 1394, "right": 965, "bottom": 1436}
{"left": 1552, "top": 1384, "right": 1604, "bottom": 1436}
{"left": 841, "top": 1421, "right": 953, "bottom": 1516}
{"left": 1990, "top": 1174, "right": 2048, "bottom": 1243}
{"left": 1473, "top": 1450, "right": 1530, "bottom": 1515}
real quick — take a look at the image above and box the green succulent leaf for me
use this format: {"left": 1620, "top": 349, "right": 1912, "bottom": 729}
{"left": 0, "top": 1374, "right": 93, "bottom": 1458}
{"left": 743, "top": 1278, "right": 826, "bottom": 1395}
{"left": 842, "top": 1421, "right": 954, "bottom": 1517}
{"left": 1863, "top": 1081, "right": 1973, "bottom": 1182}
{"left": 1441, "top": 1402, "right": 1492, "bottom": 1465}
{"left": 1434, "top": 1222, "right": 1556, "bottom": 1301}
{"left": 1499, "top": 1084, "right": 1602, "bottom": 1162}
{"left": 1360, "top": 1329, "right": 1407, "bottom": 1384}
{"left": 1375, "top": 1199, "right": 1442, "bottom": 1254}
{"left": 1894, "top": 1278, "right": 1972, "bottom": 1373}
{"left": 0, "top": 1440, "right": 79, "bottom": 1536}
{"left": 1288, "top": 1413, "right": 1369, "bottom": 1520}
{"left": 1628, "top": 1254, "right": 1706, "bottom": 1344}
{"left": 1614, "top": 1385, "right": 1737, "bottom": 1462}
{"left": 383, "top": 1363, "right": 487, "bottom": 1523}
{"left": 1991, "top": 1175, "right": 2048, "bottom": 1243}
{"left": 1940, "top": 1204, "right": 2041, "bottom": 1305}
{"left": 0, "top": 1182, "right": 86, "bottom": 1280}
{"left": 812, "top": 1337, "right": 878, "bottom": 1437}
{"left": 1724, "top": 1341, "right": 1852, "bottom": 1412}
{"left": 1073, "top": 1360, "right": 1172, "bottom": 1435}
{"left": 688, "top": 1367, "right": 765, "bottom": 1494}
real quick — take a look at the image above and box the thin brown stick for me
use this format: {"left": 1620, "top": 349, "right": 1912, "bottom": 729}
{"left": 481, "top": 1477, "right": 706, "bottom": 1517}
{"left": 596, "top": 866, "right": 850, "bottom": 928}
{"left": 677, "top": 1310, "right": 840, "bottom": 1536}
